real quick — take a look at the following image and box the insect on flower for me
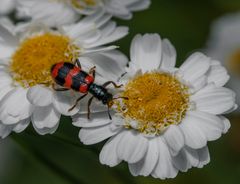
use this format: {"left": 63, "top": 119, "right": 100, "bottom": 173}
{"left": 51, "top": 59, "right": 126, "bottom": 119}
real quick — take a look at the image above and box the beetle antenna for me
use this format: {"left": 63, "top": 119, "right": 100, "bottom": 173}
{"left": 113, "top": 97, "right": 129, "bottom": 101}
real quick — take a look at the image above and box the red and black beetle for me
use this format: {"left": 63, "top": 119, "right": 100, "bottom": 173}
{"left": 51, "top": 59, "right": 124, "bottom": 119}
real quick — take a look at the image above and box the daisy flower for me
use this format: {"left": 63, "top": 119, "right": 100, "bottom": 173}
{"left": 0, "top": 11, "right": 128, "bottom": 138}
{"left": 0, "top": 0, "right": 16, "bottom": 15}
{"left": 207, "top": 13, "right": 240, "bottom": 113}
{"left": 74, "top": 34, "right": 237, "bottom": 179}
{"left": 16, "top": 0, "right": 151, "bottom": 26}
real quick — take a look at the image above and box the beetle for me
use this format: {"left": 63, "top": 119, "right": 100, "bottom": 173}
{"left": 51, "top": 59, "right": 125, "bottom": 119}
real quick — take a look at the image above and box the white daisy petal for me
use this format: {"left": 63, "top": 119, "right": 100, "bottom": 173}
{"left": 185, "top": 111, "right": 225, "bottom": 141}
{"left": 130, "top": 34, "right": 162, "bottom": 72}
{"left": 84, "top": 8, "right": 112, "bottom": 24}
{"left": 33, "top": 121, "right": 60, "bottom": 135}
{"left": 0, "top": 88, "right": 33, "bottom": 125}
{"left": 173, "top": 146, "right": 200, "bottom": 172}
{"left": 193, "top": 83, "right": 215, "bottom": 95}
{"left": 180, "top": 113, "right": 207, "bottom": 149}
{"left": 185, "top": 147, "right": 200, "bottom": 168}
{"left": 27, "top": 85, "right": 53, "bottom": 107}
{"left": 223, "top": 104, "right": 238, "bottom": 114}
{"left": 0, "top": 0, "right": 16, "bottom": 15}
{"left": 72, "top": 111, "right": 111, "bottom": 128}
{"left": 117, "top": 131, "right": 148, "bottom": 164}
{"left": 77, "top": 99, "right": 108, "bottom": 115}
{"left": 161, "top": 39, "right": 176, "bottom": 70}
{"left": 86, "top": 26, "right": 129, "bottom": 48}
{"left": 152, "top": 138, "right": 178, "bottom": 179}
{"left": 163, "top": 125, "right": 184, "bottom": 156}
{"left": 190, "top": 75, "right": 207, "bottom": 92}
{"left": 129, "top": 138, "right": 159, "bottom": 177}
{"left": 91, "top": 14, "right": 112, "bottom": 29}
{"left": 0, "top": 72, "right": 14, "bottom": 100}
{"left": 105, "top": 1, "right": 131, "bottom": 19}
{"left": 62, "top": 11, "right": 129, "bottom": 65}
{"left": 0, "top": 70, "right": 12, "bottom": 80}
{"left": 0, "top": 23, "right": 18, "bottom": 46}
{"left": 98, "top": 21, "right": 117, "bottom": 38}
{"left": 99, "top": 50, "right": 129, "bottom": 70}
{"left": 219, "top": 116, "right": 231, "bottom": 134}
{"left": 127, "top": 0, "right": 151, "bottom": 11}
{"left": 32, "top": 106, "right": 61, "bottom": 134}
{"left": 63, "top": 22, "right": 97, "bottom": 41}
{"left": 53, "top": 91, "right": 80, "bottom": 116}
{"left": 1, "top": 118, "right": 30, "bottom": 138}
{"left": 79, "top": 8, "right": 105, "bottom": 25}
{"left": 79, "top": 124, "right": 121, "bottom": 145}
{"left": 172, "top": 149, "right": 189, "bottom": 172}
{"left": 13, "top": 118, "right": 30, "bottom": 133}
{"left": 82, "top": 46, "right": 118, "bottom": 54}
{"left": 0, "top": 122, "right": 13, "bottom": 139}
{"left": 0, "top": 43, "right": 16, "bottom": 60}
{"left": 191, "top": 85, "right": 235, "bottom": 115}
{"left": 106, "top": 0, "right": 151, "bottom": 19}
{"left": 179, "top": 52, "right": 210, "bottom": 82}
{"left": 207, "top": 60, "right": 230, "bottom": 87}
{"left": 120, "top": 0, "right": 140, "bottom": 6}
{"left": 0, "top": 17, "right": 15, "bottom": 33}
{"left": 17, "top": 0, "right": 79, "bottom": 26}
{"left": 197, "top": 146, "right": 210, "bottom": 168}
{"left": 130, "top": 34, "right": 142, "bottom": 69}
{"left": 99, "top": 132, "right": 124, "bottom": 167}
{"left": 0, "top": 23, "right": 17, "bottom": 59}
{"left": 81, "top": 50, "right": 128, "bottom": 81}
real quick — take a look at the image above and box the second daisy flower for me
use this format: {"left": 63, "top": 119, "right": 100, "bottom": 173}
{"left": 74, "top": 33, "right": 237, "bottom": 179}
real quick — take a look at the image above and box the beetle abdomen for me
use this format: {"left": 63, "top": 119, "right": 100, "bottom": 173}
{"left": 51, "top": 62, "right": 74, "bottom": 86}
{"left": 71, "top": 70, "right": 89, "bottom": 92}
{"left": 51, "top": 62, "right": 94, "bottom": 93}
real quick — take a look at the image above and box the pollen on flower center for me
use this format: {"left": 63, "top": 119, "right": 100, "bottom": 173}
{"left": 118, "top": 72, "right": 190, "bottom": 135}
{"left": 10, "top": 33, "right": 79, "bottom": 88}
{"left": 228, "top": 49, "right": 240, "bottom": 75}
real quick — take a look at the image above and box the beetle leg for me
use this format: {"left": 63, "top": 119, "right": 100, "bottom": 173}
{"left": 68, "top": 93, "right": 88, "bottom": 112}
{"left": 102, "top": 81, "right": 123, "bottom": 88}
{"left": 89, "top": 66, "right": 96, "bottom": 79}
{"left": 107, "top": 104, "right": 112, "bottom": 120}
{"left": 52, "top": 83, "right": 69, "bottom": 91}
{"left": 74, "top": 59, "right": 82, "bottom": 68}
{"left": 39, "top": 82, "right": 50, "bottom": 85}
{"left": 87, "top": 96, "right": 94, "bottom": 119}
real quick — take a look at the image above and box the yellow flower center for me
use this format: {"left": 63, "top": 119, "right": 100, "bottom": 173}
{"left": 10, "top": 33, "right": 79, "bottom": 88}
{"left": 117, "top": 72, "right": 190, "bottom": 135}
{"left": 228, "top": 49, "right": 240, "bottom": 75}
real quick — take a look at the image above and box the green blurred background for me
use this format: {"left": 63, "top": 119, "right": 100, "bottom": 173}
{"left": 1, "top": 0, "right": 240, "bottom": 183}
